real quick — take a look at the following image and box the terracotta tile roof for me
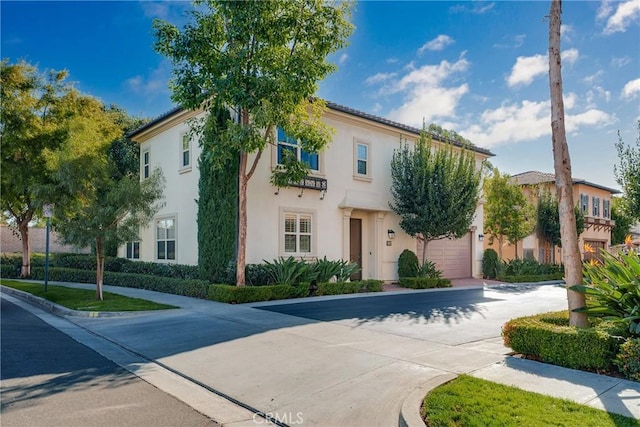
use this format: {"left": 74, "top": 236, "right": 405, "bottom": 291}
{"left": 511, "top": 171, "right": 620, "bottom": 194}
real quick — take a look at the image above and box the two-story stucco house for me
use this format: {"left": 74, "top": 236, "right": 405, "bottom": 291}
{"left": 484, "top": 170, "right": 619, "bottom": 263}
{"left": 123, "top": 102, "right": 494, "bottom": 281}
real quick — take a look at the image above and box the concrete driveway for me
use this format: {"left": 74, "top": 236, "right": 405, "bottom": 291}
{"left": 48, "top": 282, "right": 570, "bottom": 426}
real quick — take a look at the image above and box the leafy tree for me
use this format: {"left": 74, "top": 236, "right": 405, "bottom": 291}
{"left": 390, "top": 128, "right": 481, "bottom": 267}
{"left": 45, "top": 95, "right": 164, "bottom": 300}
{"left": 611, "top": 197, "right": 633, "bottom": 245}
{"left": 536, "top": 190, "right": 585, "bottom": 262}
{"left": 614, "top": 121, "right": 640, "bottom": 221}
{"left": 483, "top": 168, "right": 536, "bottom": 259}
{"left": 0, "top": 60, "right": 73, "bottom": 277}
{"left": 548, "top": 0, "right": 587, "bottom": 327}
{"left": 154, "top": 0, "right": 354, "bottom": 286}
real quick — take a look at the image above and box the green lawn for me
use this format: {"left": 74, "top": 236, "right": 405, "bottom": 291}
{"left": 1, "top": 280, "right": 177, "bottom": 312}
{"left": 423, "top": 375, "right": 639, "bottom": 427}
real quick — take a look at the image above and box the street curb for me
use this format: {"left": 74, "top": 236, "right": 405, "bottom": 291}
{"left": 0, "top": 285, "right": 175, "bottom": 318}
{"left": 398, "top": 373, "right": 457, "bottom": 427}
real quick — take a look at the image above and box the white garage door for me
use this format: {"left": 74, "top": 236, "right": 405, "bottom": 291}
{"left": 417, "top": 233, "right": 472, "bottom": 279}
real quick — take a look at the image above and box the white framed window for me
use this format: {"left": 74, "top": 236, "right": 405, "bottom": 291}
{"left": 142, "top": 150, "right": 150, "bottom": 179}
{"left": 353, "top": 138, "right": 371, "bottom": 181}
{"left": 580, "top": 194, "right": 588, "bottom": 214}
{"left": 126, "top": 241, "right": 140, "bottom": 259}
{"left": 592, "top": 196, "right": 600, "bottom": 217}
{"left": 156, "top": 217, "right": 176, "bottom": 261}
{"left": 276, "top": 127, "right": 319, "bottom": 172}
{"left": 603, "top": 200, "right": 610, "bottom": 219}
{"left": 280, "top": 209, "right": 315, "bottom": 257}
{"left": 180, "top": 134, "right": 192, "bottom": 172}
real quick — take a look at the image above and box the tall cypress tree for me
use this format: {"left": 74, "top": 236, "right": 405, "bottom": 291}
{"left": 197, "top": 107, "right": 238, "bottom": 282}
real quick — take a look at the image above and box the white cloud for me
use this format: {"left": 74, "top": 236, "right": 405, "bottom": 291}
{"left": 560, "top": 24, "right": 574, "bottom": 41}
{"left": 493, "top": 34, "right": 526, "bottom": 49}
{"left": 417, "top": 35, "right": 455, "bottom": 54}
{"left": 449, "top": 2, "right": 495, "bottom": 14}
{"left": 597, "top": 0, "right": 614, "bottom": 21}
{"left": 506, "top": 54, "right": 547, "bottom": 87}
{"left": 364, "top": 72, "right": 397, "bottom": 85}
{"left": 603, "top": 0, "right": 640, "bottom": 34}
{"left": 460, "top": 98, "right": 613, "bottom": 148}
{"left": 582, "top": 70, "right": 604, "bottom": 85}
{"left": 339, "top": 53, "right": 349, "bottom": 65}
{"left": 386, "top": 57, "right": 399, "bottom": 64}
{"left": 506, "top": 49, "right": 579, "bottom": 87}
{"left": 382, "top": 58, "right": 470, "bottom": 125}
{"left": 372, "top": 103, "right": 382, "bottom": 113}
{"left": 622, "top": 78, "right": 640, "bottom": 99}
{"left": 586, "top": 86, "right": 612, "bottom": 107}
{"left": 611, "top": 56, "right": 631, "bottom": 68}
{"left": 125, "top": 61, "right": 172, "bottom": 97}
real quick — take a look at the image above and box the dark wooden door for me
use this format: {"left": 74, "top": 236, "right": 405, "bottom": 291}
{"left": 350, "top": 218, "right": 362, "bottom": 281}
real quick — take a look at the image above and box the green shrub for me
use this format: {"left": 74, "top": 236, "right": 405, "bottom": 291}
{"left": 419, "top": 260, "right": 442, "bottom": 279}
{"left": 398, "top": 249, "right": 419, "bottom": 278}
{"left": 207, "top": 284, "right": 307, "bottom": 304}
{"left": 263, "top": 256, "right": 316, "bottom": 285}
{"left": 316, "top": 281, "right": 361, "bottom": 295}
{"left": 1, "top": 263, "right": 20, "bottom": 279}
{"left": 307, "top": 257, "right": 359, "bottom": 283}
{"left": 28, "top": 267, "right": 209, "bottom": 298}
{"left": 496, "top": 273, "right": 564, "bottom": 283}
{"left": 615, "top": 338, "right": 640, "bottom": 381}
{"left": 398, "top": 277, "right": 452, "bottom": 289}
{"left": 482, "top": 249, "right": 500, "bottom": 279}
{"left": 245, "top": 263, "right": 274, "bottom": 286}
{"left": 571, "top": 251, "right": 640, "bottom": 335}
{"left": 502, "top": 311, "right": 627, "bottom": 370}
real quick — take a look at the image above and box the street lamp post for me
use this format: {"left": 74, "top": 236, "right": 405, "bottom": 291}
{"left": 43, "top": 204, "right": 54, "bottom": 292}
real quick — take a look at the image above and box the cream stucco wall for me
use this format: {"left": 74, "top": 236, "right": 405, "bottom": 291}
{"left": 125, "top": 107, "right": 490, "bottom": 281}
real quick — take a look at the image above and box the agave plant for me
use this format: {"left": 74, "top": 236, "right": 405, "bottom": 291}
{"left": 310, "top": 256, "right": 344, "bottom": 282}
{"left": 570, "top": 248, "right": 640, "bottom": 335}
{"left": 263, "top": 257, "right": 316, "bottom": 285}
{"left": 335, "top": 259, "right": 360, "bottom": 282}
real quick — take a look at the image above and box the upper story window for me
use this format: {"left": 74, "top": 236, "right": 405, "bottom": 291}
{"left": 180, "top": 134, "right": 192, "bottom": 171}
{"left": 580, "top": 194, "right": 588, "bottom": 214}
{"left": 353, "top": 138, "right": 371, "bottom": 181}
{"left": 156, "top": 217, "right": 176, "bottom": 261}
{"left": 277, "top": 127, "right": 319, "bottom": 171}
{"left": 592, "top": 196, "right": 600, "bottom": 217}
{"left": 603, "top": 199, "right": 610, "bottom": 219}
{"left": 142, "top": 150, "right": 150, "bottom": 179}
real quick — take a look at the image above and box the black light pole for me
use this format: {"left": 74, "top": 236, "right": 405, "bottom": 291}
{"left": 43, "top": 204, "right": 53, "bottom": 292}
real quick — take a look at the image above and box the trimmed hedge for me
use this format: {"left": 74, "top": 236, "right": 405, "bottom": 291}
{"left": 496, "top": 273, "right": 564, "bottom": 283}
{"left": 22, "top": 267, "right": 210, "bottom": 299}
{"left": 316, "top": 280, "right": 383, "bottom": 296}
{"left": 398, "top": 277, "right": 452, "bottom": 289}
{"left": 502, "top": 311, "right": 628, "bottom": 371}
{"left": 208, "top": 284, "right": 307, "bottom": 304}
{"left": 0, "top": 254, "right": 200, "bottom": 280}
{"left": 208, "top": 280, "right": 385, "bottom": 304}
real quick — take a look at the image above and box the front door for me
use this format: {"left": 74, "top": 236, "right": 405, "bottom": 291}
{"left": 350, "top": 218, "right": 362, "bottom": 280}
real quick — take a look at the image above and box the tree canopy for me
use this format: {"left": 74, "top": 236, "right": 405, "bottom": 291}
{"left": 154, "top": 0, "right": 354, "bottom": 285}
{"left": 1, "top": 60, "right": 73, "bottom": 276}
{"left": 614, "top": 121, "right": 640, "bottom": 221}
{"left": 390, "top": 128, "right": 482, "bottom": 266}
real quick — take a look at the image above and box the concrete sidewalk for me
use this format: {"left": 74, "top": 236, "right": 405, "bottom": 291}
{"left": 2, "top": 281, "right": 639, "bottom": 426}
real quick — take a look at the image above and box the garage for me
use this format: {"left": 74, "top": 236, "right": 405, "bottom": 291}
{"left": 417, "top": 233, "right": 472, "bottom": 279}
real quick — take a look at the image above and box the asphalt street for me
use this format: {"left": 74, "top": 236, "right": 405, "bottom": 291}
{"left": 0, "top": 297, "right": 217, "bottom": 427}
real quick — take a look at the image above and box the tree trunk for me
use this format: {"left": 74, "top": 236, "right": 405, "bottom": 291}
{"left": 95, "top": 237, "right": 104, "bottom": 300}
{"left": 514, "top": 239, "right": 519, "bottom": 259}
{"left": 236, "top": 151, "right": 248, "bottom": 287}
{"left": 420, "top": 237, "right": 428, "bottom": 267}
{"left": 548, "top": 0, "right": 587, "bottom": 327}
{"left": 18, "top": 220, "right": 30, "bottom": 278}
{"left": 497, "top": 235, "right": 504, "bottom": 260}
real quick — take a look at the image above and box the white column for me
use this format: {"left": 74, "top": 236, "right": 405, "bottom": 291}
{"left": 374, "top": 212, "right": 386, "bottom": 280}
{"left": 342, "top": 208, "right": 353, "bottom": 261}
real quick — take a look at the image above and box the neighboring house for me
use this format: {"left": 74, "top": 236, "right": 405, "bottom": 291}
{"left": 484, "top": 171, "right": 619, "bottom": 263}
{"left": 124, "top": 102, "right": 494, "bottom": 281}
{"left": 0, "top": 225, "right": 90, "bottom": 254}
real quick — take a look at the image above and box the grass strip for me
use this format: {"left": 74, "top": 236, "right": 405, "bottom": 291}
{"left": 1, "top": 280, "right": 177, "bottom": 312}
{"left": 422, "top": 375, "right": 639, "bottom": 427}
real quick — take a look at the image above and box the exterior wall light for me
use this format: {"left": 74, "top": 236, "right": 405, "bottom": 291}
{"left": 478, "top": 234, "right": 484, "bottom": 242}
{"left": 388, "top": 229, "right": 396, "bottom": 239}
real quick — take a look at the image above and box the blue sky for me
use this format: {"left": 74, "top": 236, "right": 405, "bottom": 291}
{"left": 2, "top": 1, "right": 639, "bottom": 190}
